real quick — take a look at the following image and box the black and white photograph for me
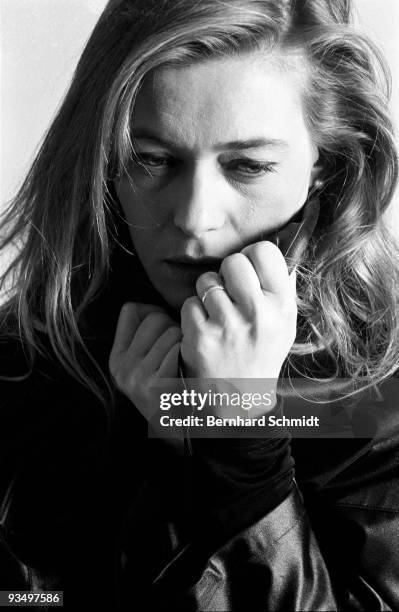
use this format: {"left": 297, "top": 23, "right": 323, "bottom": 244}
{"left": 1, "top": 0, "right": 399, "bottom": 610}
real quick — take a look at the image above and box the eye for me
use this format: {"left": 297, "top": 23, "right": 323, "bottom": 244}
{"left": 133, "top": 153, "right": 177, "bottom": 174}
{"left": 139, "top": 154, "right": 168, "bottom": 167}
{"left": 227, "top": 159, "right": 277, "bottom": 176}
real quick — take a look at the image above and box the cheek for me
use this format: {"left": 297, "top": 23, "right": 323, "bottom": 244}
{"left": 241, "top": 180, "right": 306, "bottom": 232}
{"left": 285, "top": 166, "right": 313, "bottom": 202}
{"left": 256, "top": 161, "right": 314, "bottom": 219}
{"left": 116, "top": 179, "right": 166, "bottom": 227}
{"left": 234, "top": 173, "right": 312, "bottom": 241}
{"left": 116, "top": 180, "right": 135, "bottom": 219}
{"left": 115, "top": 180, "right": 162, "bottom": 260}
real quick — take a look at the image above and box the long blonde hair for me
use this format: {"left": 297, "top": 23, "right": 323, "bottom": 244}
{"left": 1, "top": 0, "right": 398, "bottom": 405}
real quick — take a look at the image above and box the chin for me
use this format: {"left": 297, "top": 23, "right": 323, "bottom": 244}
{"left": 161, "top": 284, "right": 196, "bottom": 311}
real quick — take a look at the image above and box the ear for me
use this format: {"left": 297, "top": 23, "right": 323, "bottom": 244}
{"left": 310, "top": 164, "right": 323, "bottom": 185}
{"left": 308, "top": 144, "right": 323, "bottom": 187}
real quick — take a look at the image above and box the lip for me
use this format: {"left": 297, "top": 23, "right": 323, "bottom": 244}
{"left": 167, "top": 255, "right": 222, "bottom": 267}
{"left": 165, "top": 257, "right": 222, "bottom": 279}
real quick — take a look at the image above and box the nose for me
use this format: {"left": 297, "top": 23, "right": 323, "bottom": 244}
{"left": 172, "top": 162, "right": 226, "bottom": 238}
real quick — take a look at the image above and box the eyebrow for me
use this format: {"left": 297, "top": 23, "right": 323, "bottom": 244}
{"left": 132, "top": 129, "right": 289, "bottom": 152}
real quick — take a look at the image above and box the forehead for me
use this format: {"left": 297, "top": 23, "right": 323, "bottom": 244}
{"left": 131, "top": 52, "right": 308, "bottom": 151}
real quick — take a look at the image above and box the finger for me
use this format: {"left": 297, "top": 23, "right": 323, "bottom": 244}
{"left": 158, "top": 341, "right": 181, "bottom": 377}
{"left": 111, "top": 302, "right": 168, "bottom": 358}
{"left": 219, "top": 253, "right": 263, "bottom": 315}
{"left": 110, "top": 303, "right": 141, "bottom": 358}
{"left": 133, "top": 302, "right": 169, "bottom": 320}
{"left": 145, "top": 325, "right": 182, "bottom": 371}
{"left": 241, "top": 241, "right": 290, "bottom": 297}
{"left": 196, "top": 271, "right": 236, "bottom": 323}
{"left": 181, "top": 296, "right": 208, "bottom": 336}
{"left": 127, "top": 312, "right": 176, "bottom": 360}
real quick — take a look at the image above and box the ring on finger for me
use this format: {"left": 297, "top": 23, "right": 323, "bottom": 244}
{"left": 200, "top": 283, "right": 226, "bottom": 305}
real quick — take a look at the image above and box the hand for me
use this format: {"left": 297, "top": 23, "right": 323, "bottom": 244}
{"left": 109, "top": 303, "right": 183, "bottom": 423}
{"left": 180, "top": 241, "right": 297, "bottom": 383}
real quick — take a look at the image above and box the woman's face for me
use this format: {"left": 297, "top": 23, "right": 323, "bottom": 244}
{"left": 116, "top": 52, "right": 319, "bottom": 309}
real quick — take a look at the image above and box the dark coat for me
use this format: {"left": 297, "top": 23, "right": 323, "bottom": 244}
{"left": 1, "top": 255, "right": 399, "bottom": 610}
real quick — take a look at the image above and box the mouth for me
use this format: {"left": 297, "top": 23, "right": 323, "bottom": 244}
{"left": 165, "top": 257, "right": 222, "bottom": 279}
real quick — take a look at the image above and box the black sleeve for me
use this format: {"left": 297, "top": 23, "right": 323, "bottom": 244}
{"left": 187, "top": 398, "right": 295, "bottom": 542}
{"left": 0, "top": 337, "right": 122, "bottom": 607}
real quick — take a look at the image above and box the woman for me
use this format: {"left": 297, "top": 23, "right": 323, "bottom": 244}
{"left": 1, "top": 0, "right": 399, "bottom": 609}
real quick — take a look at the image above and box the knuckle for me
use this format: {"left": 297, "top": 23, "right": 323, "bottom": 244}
{"left": 220, "top": 252, "right": 244, "bottom": 274}
{"left": 182, "top": 295, "right": 199, "bottom": 312}
{"left": 145, "top": 311, "right": 169, "bottom": 325}
{"left": 121, "top": 301, "right": 135, "bottom": 312}
{"left": 187, "top": 326, "right": 202, "bottom": 345}
{"left": 119, "top": 302, "right": 137, "bottom": 320}
{"left": 252, "top": 241, "right": 280, "bottom": 261}
{"left": 218, "top": 317, "right": 242, "bottom": 341}
{"left": 125, "top": 368, "right": 143, "bottom": 393}
{"left": 166, "top": 325, "right": 182, "bottom": 339}
{"left": 181, "top": 296, "right": 200, "bottom": 322}
{"left": 109, "top": 353, "right": 122, "bottom": 380}
{"left": 260, "top": 240, "right": 279, "bottom": 254}
{"left": 125, "top": 378, "right": 137, "bottom": 398}
{"left": 108, "top": 351, "right": 116, "bottom": 373}
{"left": 112, "top": 368, "right": 125, "bottom": 392}
{"left": 241, "top": 243, "right": 257, "bottom": 258}
{"left": 196, "top": 271, "right": 219, "bottom": 293}
{"left": 194, "top": 329, "right": 214, "bottom": 350}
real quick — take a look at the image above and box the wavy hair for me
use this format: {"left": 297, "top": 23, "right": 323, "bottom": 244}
{"left": 1, "top": 0, "right": 398, "bottom": 405}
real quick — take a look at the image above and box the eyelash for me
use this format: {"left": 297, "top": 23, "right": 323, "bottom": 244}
{"left": 133, "top": 154, "right": 277, "bottom": 177}
{"left": 228, "top": 160, "right": 277, "bottom": 175}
